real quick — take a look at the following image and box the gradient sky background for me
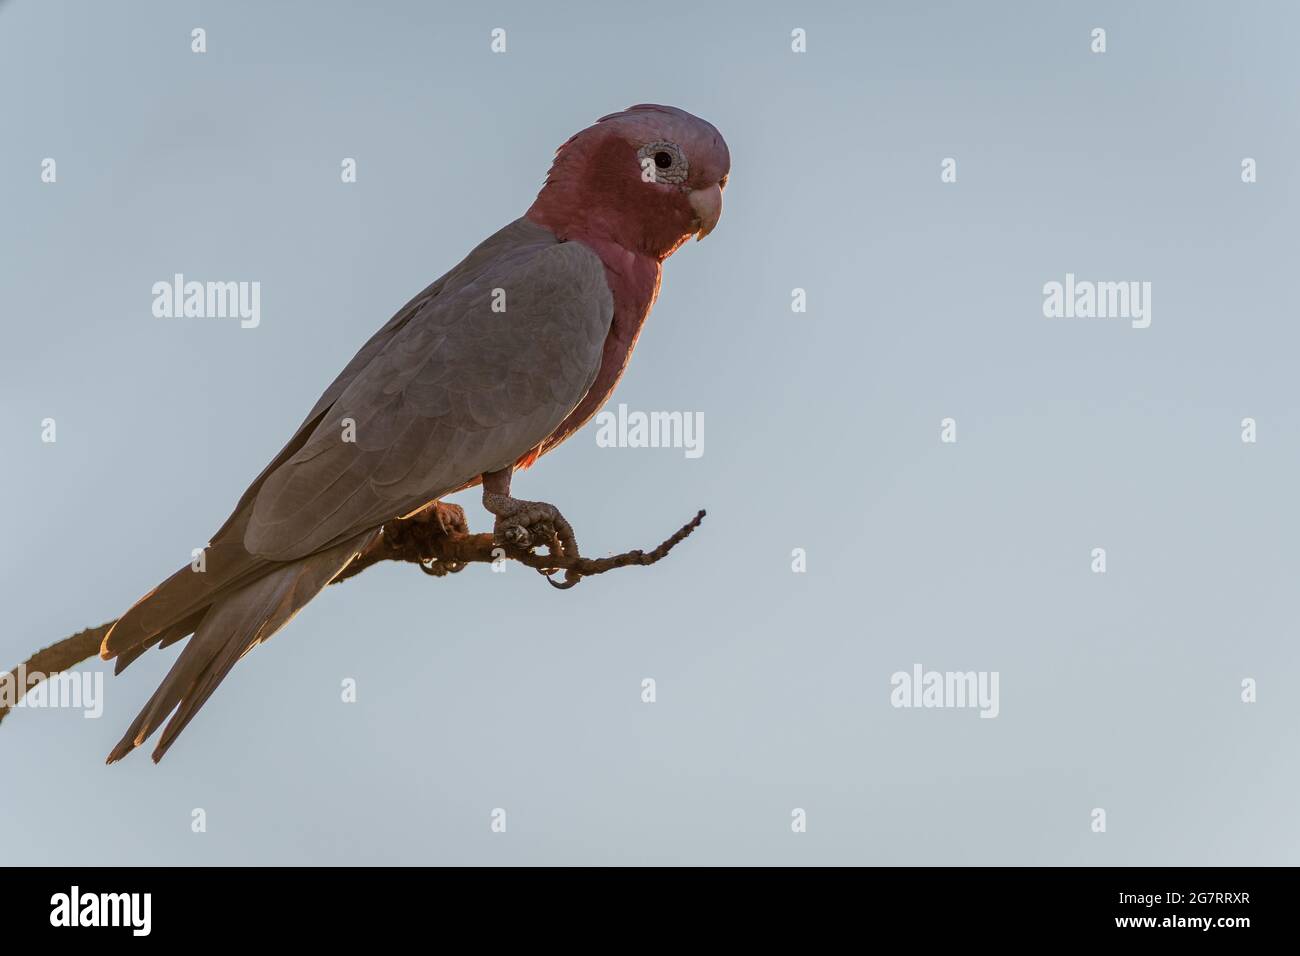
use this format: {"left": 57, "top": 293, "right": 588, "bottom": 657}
{"left": 3, "top": 0, "right": 1298, "bottom": 865}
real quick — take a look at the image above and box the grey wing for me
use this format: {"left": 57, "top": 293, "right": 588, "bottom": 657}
{"left": 243, "top": 238, "right": 613, "bottom": 561}
{"left": 206, "top": 277, "right": 443, "bottom": 544}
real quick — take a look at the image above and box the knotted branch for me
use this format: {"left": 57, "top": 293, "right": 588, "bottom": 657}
{"left": 0, "top": 509, "right": 705, "bottom": 726}
{"left": 337, "top": 505, "right": 706, "bottom": 587}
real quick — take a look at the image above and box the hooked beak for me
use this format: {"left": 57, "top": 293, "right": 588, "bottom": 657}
{"left": 688, "top": 183, "right": 723, "bottom": 241}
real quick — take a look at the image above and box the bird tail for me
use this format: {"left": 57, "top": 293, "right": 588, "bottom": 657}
{"left": 101, "top": 525, "right": 272, "bottom": 671}
{"left": 105, "top": 536, "right": 368, "bottom": 764}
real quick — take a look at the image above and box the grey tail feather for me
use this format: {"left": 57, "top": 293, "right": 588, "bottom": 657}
{"left": 101, "top": 534, "right": 269, "bottom": 663}
{"left": 106, "top": 536, "right": 369, "bottom": 764}
{"left": 103, "top": 406, "right": 343, "bottom": 665}
{"left": 113, "top": 614, "right": 204, "bottom": 676}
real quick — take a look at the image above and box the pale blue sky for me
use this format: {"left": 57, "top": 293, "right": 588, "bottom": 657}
{"left": 2, "top": 0, "right": 1298, "bottom": 864}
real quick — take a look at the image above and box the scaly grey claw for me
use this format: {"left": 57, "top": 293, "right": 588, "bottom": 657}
{"left": 483, "top": 493, "right": 581, "bottom": 569}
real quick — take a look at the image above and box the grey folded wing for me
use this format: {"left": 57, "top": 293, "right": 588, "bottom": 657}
{"left": 244, "top": 233, "right": 613, "bottom": 561}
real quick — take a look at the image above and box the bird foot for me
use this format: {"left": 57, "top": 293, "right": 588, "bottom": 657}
{"left": 382, "top": 501, "right": 470, "bottom": 577}
{"left": 396, "top": 500, "right": 468, "bottom": 541}
{"left": 482, "top": 493, "right": 582, "bottom": 587}
{"left": 427, "top": 501, "right": 469, "bottom": 536}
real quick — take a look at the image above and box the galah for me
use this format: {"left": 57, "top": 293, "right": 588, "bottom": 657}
{"left": 101, "top": 104, "right": 730, "bottom": 763}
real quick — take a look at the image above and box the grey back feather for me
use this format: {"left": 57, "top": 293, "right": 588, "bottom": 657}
{"left": 105, "top": 217, "right": 613, "bottom": 760}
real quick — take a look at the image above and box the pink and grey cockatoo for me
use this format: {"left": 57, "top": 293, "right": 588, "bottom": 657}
{"left": 100, "top": 104, "right": 730, "bottom": 763}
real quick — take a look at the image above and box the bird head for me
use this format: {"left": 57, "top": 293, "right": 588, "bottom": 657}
{"left": 527, "top": 104, "right": 731, "bottom": 261}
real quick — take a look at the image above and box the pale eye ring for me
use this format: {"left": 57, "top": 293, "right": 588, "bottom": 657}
{"left": 638, "top": 142, "right": 688, "bottom": 184}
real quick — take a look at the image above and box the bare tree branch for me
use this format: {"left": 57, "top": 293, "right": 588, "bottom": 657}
{"left": 0, "top": 509, "right": 706, "bottom": 727}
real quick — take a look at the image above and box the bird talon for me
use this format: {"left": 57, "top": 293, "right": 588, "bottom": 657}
{"left": 487, "top": 496, "right": 578, "bottom": 556}
{"left": 432, "top": 501, "right": 469, "bottom": 536}
{"left": 545, "top": 569, "right": 581, "bottom": 590}
{"left": 484, "top": 489, "right": 583, "bottom": 586}
{"left": 502, "top": 524, "right": 531, "bottom": 547}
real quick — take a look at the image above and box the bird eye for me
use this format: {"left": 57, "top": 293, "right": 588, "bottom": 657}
{"left": 639, "top": 142, "right": 687, "bottom": 184}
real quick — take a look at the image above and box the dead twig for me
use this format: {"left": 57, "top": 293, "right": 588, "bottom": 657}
{"left": 0, "top": 509, "right": 706, "bottom": 726}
